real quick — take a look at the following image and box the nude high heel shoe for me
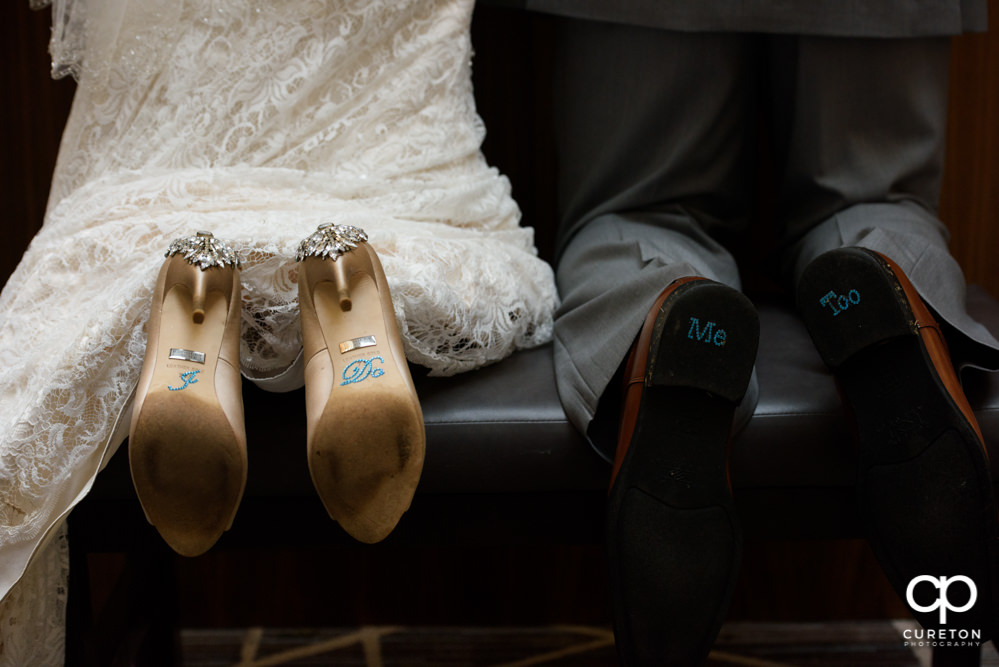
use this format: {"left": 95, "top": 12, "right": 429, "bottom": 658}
{"left": 129, "top": 232, "right": 246, "bottom": 557}
{"left": 297, "top": 223, "right": 425, "bottom": 543}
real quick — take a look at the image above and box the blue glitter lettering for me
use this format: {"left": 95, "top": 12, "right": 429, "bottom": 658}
{"left": 687, "top": 317, "right": 713, "bottom": 342}
{"left": 168, "top": 369, "right": 201, "bottom": 391}
{"left": 340, "top": 356, "right": 386, "bottom": 386}
{"left": 687, "top": 317, "right": 727, "bottom": 347}
{"left": 819, "top": 289, "right": 861, "bottom": 316}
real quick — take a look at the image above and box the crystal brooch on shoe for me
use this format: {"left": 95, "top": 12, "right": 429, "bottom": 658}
{"left": 165, "top": 231, "right": 241, "bottom": 270}
{"left": 296, "top": 223, "right": 368, "bottom": 262}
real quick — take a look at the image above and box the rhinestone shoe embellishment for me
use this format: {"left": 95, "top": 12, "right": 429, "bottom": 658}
{"left": 296, "top": 223, "right": 368, "bottom": 262}
{"left": 165, "top": 231, "right": 242, "bottom": 270}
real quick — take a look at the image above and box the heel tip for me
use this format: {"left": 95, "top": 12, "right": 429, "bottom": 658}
{"left": 192, "top": 310, "right": 205, "bottom": 324}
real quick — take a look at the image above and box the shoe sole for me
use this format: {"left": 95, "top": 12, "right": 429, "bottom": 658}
{"left": 797, "top": 247, "right": 999, "bottom": 638}
{"left": 300, "top": 242, "right": 425, "bottom": 544}
{"left": 130, "top": 271, "right": 246, "bottom": 557}
{"left": 606, "top": 280, "right": 758, "bottom": 665}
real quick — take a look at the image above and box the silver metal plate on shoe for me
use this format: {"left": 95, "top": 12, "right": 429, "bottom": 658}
{"left": 339, "top": 336, "right": 376, "bottom": 354}
{"left": 169, "top": 348, "right": 206, "bottom": 364}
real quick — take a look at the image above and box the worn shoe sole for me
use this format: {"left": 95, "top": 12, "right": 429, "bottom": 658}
{"left": 797, "top": 247, "right": 999, "bottom": 638}
{"left": 299, "top": 239, "right": 425, "bottom": 544}
{"left": 130, "top": 257, "right": 246, "bottom": 557}
{"left": 606, "top": 279, "right": 758, "bottom": 666}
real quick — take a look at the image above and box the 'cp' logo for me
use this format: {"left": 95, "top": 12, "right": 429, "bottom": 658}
{"left": 906, "top": 575, "right": 978, "bottom": 624}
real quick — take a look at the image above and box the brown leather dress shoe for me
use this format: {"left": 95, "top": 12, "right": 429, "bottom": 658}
{"left": 606, "top": 277, "right": 758, "bottom": 666}
{"left": 797, "top": 247, "right": 999, "bottom": 641}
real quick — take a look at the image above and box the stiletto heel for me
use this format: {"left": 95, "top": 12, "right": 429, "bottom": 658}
{"left": 297, "top": 223, "right": 425, "bottom": 543}
{"left": 191, "top": 268, "right": 208, "bottom": 324}
{"left": 333, "top": 256, "right": 352, "bottom": 311}
{"left": 129, "top": 232, "right": 246, "bottom": 557}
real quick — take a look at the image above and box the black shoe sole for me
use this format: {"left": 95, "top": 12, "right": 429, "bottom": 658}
{"left": 606, "top": 280, "right": 758, "bottom": 666}
{"left": 797, "top": 247, "right": 999, "bottom": 639}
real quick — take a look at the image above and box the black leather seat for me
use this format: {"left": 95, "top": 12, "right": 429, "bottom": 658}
{"left": 78, "top": 287, "right": 999, "bottom": 542}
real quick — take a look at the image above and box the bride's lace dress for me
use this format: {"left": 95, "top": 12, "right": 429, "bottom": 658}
{"left": 1, "top": 0, "right": 558, "bottom": 663}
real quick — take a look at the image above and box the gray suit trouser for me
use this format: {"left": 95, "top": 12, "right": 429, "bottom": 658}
{"left": 550, "top": 20, "right": 999, "bottom": 459}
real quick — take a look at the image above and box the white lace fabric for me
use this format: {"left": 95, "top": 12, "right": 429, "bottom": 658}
{"left": 1, "top": 1, "right": 558, "bottom": 664}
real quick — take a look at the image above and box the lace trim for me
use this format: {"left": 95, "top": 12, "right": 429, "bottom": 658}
{"left": 2, "top": 6, "right": 558, "bottom": 667}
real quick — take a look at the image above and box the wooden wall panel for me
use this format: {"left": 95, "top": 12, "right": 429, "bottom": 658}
{"left": 942, "top": 1, "right": 999, "bottom": 300}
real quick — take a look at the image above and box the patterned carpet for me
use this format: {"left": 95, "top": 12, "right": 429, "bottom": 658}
{"left": 181, "top": 622, "right": 999, "bottom": 666}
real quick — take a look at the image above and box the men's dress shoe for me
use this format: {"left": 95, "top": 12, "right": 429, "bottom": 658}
{"left": 797, "top": 247, "right": 999, "bottom": 639}
{"left": 129, "top": 232, "right": 247, "bottom": 557}
{"left": 606, "top": 277, "right": 759, "bottom": 666}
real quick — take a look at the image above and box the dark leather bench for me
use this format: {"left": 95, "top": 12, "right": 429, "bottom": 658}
{"left": 75, "top": 289, "right": 999, "bottom": 527}
{"left": 75, "top": 289, "right": 999, "bottom": 522}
